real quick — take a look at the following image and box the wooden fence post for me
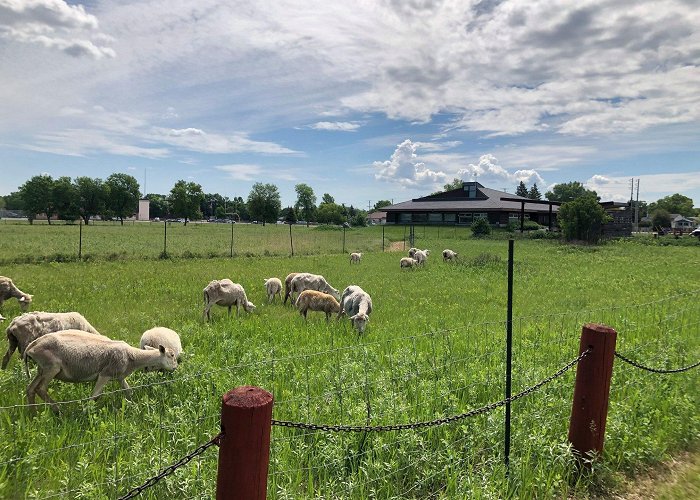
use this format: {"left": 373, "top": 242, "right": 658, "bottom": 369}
{"left": 568, "top": 323, "right": 617, "bottom": 460}
{"left": 216, "top": 386, "right": 273, "bottom": 500}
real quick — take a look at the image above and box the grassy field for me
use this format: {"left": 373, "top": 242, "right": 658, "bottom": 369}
{"left": 0, "top": 229, "right": 698, "bottom": 498}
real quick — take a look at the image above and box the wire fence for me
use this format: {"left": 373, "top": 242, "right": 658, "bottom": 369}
{"left": 0, "top": 292, "right": 697, "bottom": 498}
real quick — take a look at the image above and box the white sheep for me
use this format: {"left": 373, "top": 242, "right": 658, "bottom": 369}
{"left": 349, "top": 252, "right": 362, "bottom": 264}
{"left": 338, "top": 285, "right": 373, "bottom": 334}
{"left": 442, "top": 249, "right": 458, "bottom": 262}
{"left": 295, "top": 290, "right": 341, "bottom": 321}
{"left": 0, "top": 276, "right": 33, "bottom": 312}
{"left": 289, "top": 273, "right": 340, "bottom": 300}
{"left": 203, "top": 279, "right": 256, "bottom": 320}
{"left": 408, "top": 247, "right": 419, "bottom": 258}
{"left": 24, "top": 329, "right": 177, "bottom": 413}
{"left": 414, "top": 249, "right": 430, "bottom": 266}
{"left": 283, "top": 272, "right": 300, "bottom": 305}
{"left": 140, "top": 327, "right": 183, "bottom": 360}
{"left": 264, "top": 278, "right": 283, "bottom": 303}
{"left": 400, "top": 257, "right": 419, "bottom": 268}
{"left": 2, "top": 311, "right": 100, "bottom": 370}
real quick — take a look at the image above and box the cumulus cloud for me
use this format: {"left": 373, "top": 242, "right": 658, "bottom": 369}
{"left": 584, "top": 172, "right": 700, "bottom": 203}
{"left": 0, "top": 0, "right": 115, "bottom": 58}
{"left": 307, "top": 121, "right": 362, "bottom": 132}
{"left": 374, "top": 139, "right": 448, "bottom": 187}
{"left": 458, "top": 154, "right": 545, "bottom": 185}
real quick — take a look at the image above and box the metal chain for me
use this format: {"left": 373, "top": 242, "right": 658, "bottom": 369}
{"left": 272, "top": 348, "right": 590, "bottom": 433}
{"left": 118, "top": 432, "right": 222, "bottom": 500}
{"left": 615, "top": 351, "right": 700, "bottom": 374}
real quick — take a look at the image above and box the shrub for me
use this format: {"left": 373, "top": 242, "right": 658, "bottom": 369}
{"left": 471, "top": 217, "right": 491, "bottom": 237}
{"left": 505, "top": 221, "right": 517, "bottom": 232}
{"left": 523, "top": 220, "right": 541, "bottom": 230}
{"left": 558, "top": 195, "right": 611, "bottom": 243}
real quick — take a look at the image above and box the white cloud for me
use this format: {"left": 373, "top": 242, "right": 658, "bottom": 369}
{"left": 374, "top": 139, "right": 448, "bottom": 187}
{"left": 585, "top": 172, "right": 700, "bottom": 203}
{"left": 458, "top": 154, "right": 545, "bottom": 185}
{"left": 0, "top": 0, "right": 115, "bottom": 58}
{"left": 215, "top": 164, "right": 299, "bottom": 182}
{"left": 307, "top": 121, "right": 361, "bottom": 132}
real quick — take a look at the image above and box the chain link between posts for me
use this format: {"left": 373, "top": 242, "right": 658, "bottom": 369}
{"left": 272, "top": 348, "right": 591, "bottom": 433}
{"left": 614, "top": 351, "right": 700, "bottom": 374}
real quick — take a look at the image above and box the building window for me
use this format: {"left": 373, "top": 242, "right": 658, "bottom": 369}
{"left": 464, "top": 183, "right": 477, "bottom": 198}
{"left": 443, "top": 213, "right": 456, "bottom": 223}
{"left": 458, "top": 213, "right": 472, "bottom": 225}
{"left": 473, "top": 213, "right": 487, "bottom": 220}
{"left": 399, "top": 213, "right": 411, "bottom": 223}
{"left": 428, "top": 213, "right": 443, "bottom": 223}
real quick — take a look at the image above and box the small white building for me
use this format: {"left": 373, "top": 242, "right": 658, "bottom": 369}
{"left": 138, "top": 199, "right": 150, "bottom": 221}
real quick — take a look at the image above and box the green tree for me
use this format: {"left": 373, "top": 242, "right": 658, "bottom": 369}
{"left": 19, "top": 174, "right": 55, "bottom": 224}
{"left": 316, "top": 202, "right": 346, "bottom": 225}
{"left": 545, "top": 181, "right": 597, "bottom": 203}
{"left": 321, "top": 193, "right": 335, "bottom": 205}
{"left": 247, "top": 183, "right": 281, "bottom": 226}
{"left": 648, "top": 193, "right": 695, "bottom": 217}
{"left": 294, "top": 183, "right": 316, "bottom": 226}
{"left": 351, "top": 209, "right": 368, "bottom": 227}
{"left": 528, "top": 183, "right": 542, "bottom": 200}
{"left": 516, "top": 181, "right": 529, "bottom": 198}
{"left": 284, "top": 206, "right": 297, "bottom": 224}
{"left": 75, "top": 177, "right": 106, "bottom": 225}
{"left": 53, "top": 176, "right": 79, "bottom": 221}
{"left": 558, "top": 195, "right": 611, "bottom": 243}
{"left": 2, "top": 191, "right": 25, "bottom": 211}
{"left": 471, "top": 217, "right": 491, "bottom": 237}
{"left": 0, "top": 196, "right": 5, "bottom": 210}
{"left": 146, "top": 194, "right": 169, "bottom": 219}
{"left": 105, "top": 173, "right": 140, "bottom": 225}
{"left": 372, "top": 200, "right": 392, "bottom": 211}
{"left": 651, "top": 209, "right": 672, "bottom": 231}
{"left": 169, "top": 180, "right": 204, "bottom": 225}
{"left": 230, "top": 196, "right": 249, "bottom": 221}
{"left": 443, "top": 178, "right": 463, "bottom": 191}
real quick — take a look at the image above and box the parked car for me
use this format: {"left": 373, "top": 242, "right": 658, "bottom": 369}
{"left": 690, "top": 228, "right": 700, "bottom": 237}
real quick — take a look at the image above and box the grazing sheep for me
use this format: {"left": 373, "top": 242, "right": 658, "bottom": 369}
{"left": 203, "top": 279, "right": 256, "bottom": 320}
{"left": 414, "top": 249, "right": 430, "bottom": 266}
{"left": 400, "top": 257, "right": 419, "bottom": 268}
{"left": 2, "top": 311, "right": 100, "bottom": 370}
{"left": 338, "top": 285, "right": 373, "bottom": 334}
{"left": 408, "top": 247, "right": 419, "bottom": 258}
{"left": 0, "top": 276, "right": 33, "bottom": 312}
{"left": 140, "top": 327, "right": 183, "bottom": 360}
{"left": 442, "top": 249, "right": 458, "bottom": 262}
{"left": 264, "top": 278, "right": 283, "bottom": 303}
{"left": 290, "top": 273, "right": 340, "bottom": 300}
{"left": 24, "top": 330, "right": 177, "bottom": 413}
{"left": 349, "top": 252, "right": 362, "bottom": 264}
{"left": 295, "top": 290, "right": 341, "bottom": 321}
{"left": 283, "top": 272, "right": 300, "bottom": 305}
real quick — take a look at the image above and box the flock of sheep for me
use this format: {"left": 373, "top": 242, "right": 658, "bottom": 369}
{"left": 0, "top": 247, "right": 459, "bottom": 413}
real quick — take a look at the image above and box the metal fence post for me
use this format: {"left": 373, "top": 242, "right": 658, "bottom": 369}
{"left": 216, "top": 386, "right": 273, "bottom": 500}
{"left": 78, "top": 219, "right": 83, "bottom": 260}
{"left": 403, "top": 226, "right": 406, "bottom": 251}
{"left": 504, "top": 239, "right": 514, "bottom": 473}
{"left": 568, "top": 324, "right": 617, "bottom": 461}
{"left": 382, "top": 225, "right": 385, "bottom": 252}
{"left": 230, "top": 222, "right": 234, "bottom": 258}
{"left": 163, "top": 220, "right": 167, "bottom": 257}
{"left": 289, "top": 223, "right": 294, "bottom": 256}
{"left": 342, "top": 226, "right": 346, "bottom": 254}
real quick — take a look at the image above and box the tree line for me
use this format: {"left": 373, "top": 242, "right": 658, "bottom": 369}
{"left": 0, "top": 175, "right": 380, "bottom": 227}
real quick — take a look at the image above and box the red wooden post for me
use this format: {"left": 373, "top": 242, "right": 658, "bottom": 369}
{"left": 568, "top": 323, "right": 617, "bottom": 460}
{"left": 216, "top": 386, "right": 273, "bottom": 500}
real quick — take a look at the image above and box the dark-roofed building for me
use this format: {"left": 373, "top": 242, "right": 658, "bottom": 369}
{"left": 383, "top": 182, "right": 558, "bottom": 226}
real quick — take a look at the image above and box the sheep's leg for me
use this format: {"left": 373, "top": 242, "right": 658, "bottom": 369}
{"left": 203, "top": 304, "right": 211, "bottom": 322}
{"left": 35, "top": 379, "right": 61, "bottom": 414}
{"left": 1, "top": 335, "right": 17, "bottom": 369}
{"left": 228, "top": 305, "right": 232, "bottom": 316}
{"left": 119, "top": 379, "right": 133, "bottom": 400}
{"left": 90, "top": 374, "right": 112, "bottom": 400}
{"left": 236, "top": 302, "right": 241, "bottom": 317}
{"left": 31, "top": 364, "right": 61, "bottom": 413}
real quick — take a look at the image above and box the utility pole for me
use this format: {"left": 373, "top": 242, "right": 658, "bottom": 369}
{"left": 634, "top": 179, "right": 640, "bottom": 233}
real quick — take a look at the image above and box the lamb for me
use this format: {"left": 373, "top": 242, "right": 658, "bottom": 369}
{"left": 283, "top": 272, "right": 300, "bottom": 305}
{"left": 2, "top": 311, "right": 100, "bottom": 370}
{"left": 140, "top": 327, "right": 183, "bottom": 360}
{"left": 0, "top": 276, "right": 33, "bottom": 312}
{"left": 400, "top": 257, "right": 419, "bottom": 268}
{"left": 295, "top": 290, "right": 341, "bottom": 321}
{"left": 263, "top": 278, "right": 283, "bottom": 303}
{"left": 337, "top": 285, "right": 373, "bottom": 334}
{"left": 24, "top": 329, "right": 177, "bottom": 413}
{"left": 349, "top": 252, "right": 362, "bottom": 264}
{"left": 289, "top": 273, "right": 340, "bottom": 300}
{"left": 203, "top": 279, "right": 256, "bottom": 320}
{"left": 414, "top": 249, "right": 430, "bottom": 266}
{"left": 442, "top": 249, "right": 458, "bottom": 262}
{"left": 408, "top": 247, "right": 419, "bottom": 258}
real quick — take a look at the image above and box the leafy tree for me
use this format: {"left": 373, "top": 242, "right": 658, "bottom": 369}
{"left": 372, "top": 200, "right": 392, "bottom": 211}
{"left": 201, "top": 193, "right": 229, "bottom": 219}
{"left": 230, "top": 196, "right": 249, "bottom": 221}
{"left": 321, "top": 193, "right": 335, "bottom": 205}
{"left": 284, "top": 206, "right": 297, "bottom": 224}
{"left": 105, "top": 173, "right": 140, "bottom": 225}
{"left": 75, "top": 177, "right": 106, "bottom": 225}
{"left": 351, "top": 210, "right": 368, "bottom": 227}
{"left": 169, "top": 180, "right": 205, "bottom": 225}
{"left": 53, "top": 176, "right": 79, "bottom": 221}
{"left": 516, "top": 181, "right": 529, "bottom": 198}
{"left": 247, "top": 183, "right": 281, "bottom": 226}
{"left": 558, "top": 195, "right": 611, "bottom": 243}
{"left": 545, "top": 181, "right": 597, "bottom": 203}
{"left": 0, "top": 196, "right": 5, "bottom": 210}
{"left": 316, "top": 202, "right": 346, "bottom": 225}
{"left": 2, "top": 191, "right": 25, "bottom": 211}
{"left": 528, "top": 183, "right": 542, "bottom": 200}
{"left": 471, "top": 217, "right": 491, "bottom": 237}
{"left": 146, "top": 193, "right": 169, "bottom": 219}
{"left": 648, "top": 193, "right": 694, "bottom": 217}
{"left": 651, "top": 209, "right": 672, "bottom": 231}
{"left": 443, "top": 178, "right": 463, "bottom": 191}
{"left": 294, "top": 183, "right": 316, "bottom": 226}
{"left": 19, "top": 174, "right": 56, "bottom": 224}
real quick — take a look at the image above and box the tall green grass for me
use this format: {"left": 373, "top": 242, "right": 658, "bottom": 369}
{"left": 0, "top": 237, "right": 697, "bottom": 498}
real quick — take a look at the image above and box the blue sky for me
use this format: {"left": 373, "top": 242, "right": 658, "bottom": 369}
{"left": 1, "top": 0, "right": 698, "bottom": 209}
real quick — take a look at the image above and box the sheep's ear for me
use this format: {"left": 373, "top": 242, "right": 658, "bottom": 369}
{"left": 19, "top": 297, "right": 26, "bottom": 302}
{"left": 159, "top": 344, "right": 166, "bottom": 353}
{"left": 143, "top": 345, "right": 156, "bottom": 351}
